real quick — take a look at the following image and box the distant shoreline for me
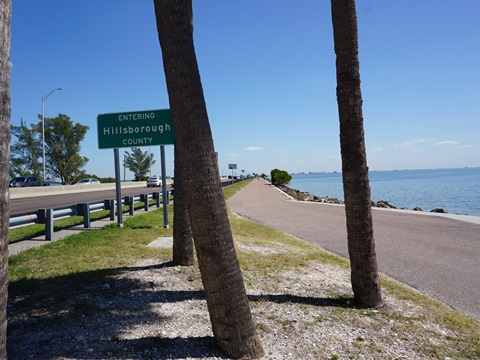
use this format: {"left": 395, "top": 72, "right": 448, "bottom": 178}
{"left": 288, "top": 167, "right": 480, "bottom": 217}
{"left": 279, "top": 184, "right": 447, "bottom": 214}
{"left": 276, "top": 183, "right": 480, "bottom": 225}
{"left": 290, "top": 166, "right": 480, "bottom": 176}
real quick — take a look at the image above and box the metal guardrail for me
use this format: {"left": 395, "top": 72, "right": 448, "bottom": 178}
{"left": 8, "top": 190, "right": 171, "bottom": 240}
{"left": 8, "top": 212, "right": 39, "bottom": 228}
{"left": 9, "top": 178, "right": 245, "bottom": 240}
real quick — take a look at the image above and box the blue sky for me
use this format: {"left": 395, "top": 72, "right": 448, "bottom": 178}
{"left": 9, "top": 1, "right": 480, "bottom": 179}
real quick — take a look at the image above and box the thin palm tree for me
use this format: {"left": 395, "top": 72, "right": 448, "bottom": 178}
{"left": 153, "top": 0, "right": 264, "bottom": 358}
{"left": 331, "top": 0, "right": 383, "bottom": 308}
{"left": 172, "top": 142, "right": 194, "bottom": 266}
{"left": 0, "top": 0, "right": 12, "bottom": 356}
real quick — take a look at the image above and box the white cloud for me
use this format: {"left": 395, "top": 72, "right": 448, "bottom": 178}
{"left": 394, "top": 138, "right": 435, "bottom": 147}
{"left": 327, "top": 154, "right": 341, "bottom": 160}
{"left": 434, "top": 140, "right": 460, "bottom": 146}
{"left": 244, "top": 146, "right": 263, "bottom": 151}
{"left": 227, "top": 153, "right": 239, "bottom": 160}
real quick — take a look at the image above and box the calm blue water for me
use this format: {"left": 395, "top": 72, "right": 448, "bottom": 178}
{"left": 289, "top": 168, "right": 480, "bottom": 216}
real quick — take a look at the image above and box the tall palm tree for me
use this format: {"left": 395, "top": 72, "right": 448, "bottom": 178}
{"left": 153, "top": 0, "right": 264, "bottom": 358}
{"left": 331, "top": 0, "right": 383, "bottom": 308}
{"left": 172, "top": 142, "right": 194, "bottom": 266}
{"left": 0, "top": 0, "right": 12, "bottom": 356}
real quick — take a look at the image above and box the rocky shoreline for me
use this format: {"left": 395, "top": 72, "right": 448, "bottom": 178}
{"left": 279, "top": 184, "right": 447, "bottom": 213}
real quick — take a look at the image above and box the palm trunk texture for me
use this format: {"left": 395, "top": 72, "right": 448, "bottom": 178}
{"left": 0, "top": 0, "right": 12, "bottom": 357}
{"left": 331, "top": 0, "right": 383, "bottom": 308}
{"left": 153, "top": 0, "right": 264, "bottom": 358}
{"left": 172, "top": 143, "right": 194, "bottom": 266}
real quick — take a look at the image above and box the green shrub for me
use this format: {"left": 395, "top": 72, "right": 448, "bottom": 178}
{"left": 270, "top": 168, "right": 292, "bottom": 186}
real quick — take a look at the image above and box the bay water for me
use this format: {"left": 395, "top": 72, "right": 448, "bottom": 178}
{"left": 289, "top": 168, "right": 480, "bottom": 216}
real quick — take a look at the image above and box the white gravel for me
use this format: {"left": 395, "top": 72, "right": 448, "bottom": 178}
{"left": 7, "top": 239, "right": 469, "bottom": 359}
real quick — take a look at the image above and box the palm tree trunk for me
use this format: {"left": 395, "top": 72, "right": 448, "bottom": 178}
{"left": 153, "top": 1, "right": 264, "bottom": 358}
{"left": 0, "top": 0, "right": 12, "bottom": 357}
{"left": 172, "top": 142, "right": 194, "bottom": 266}
{"left": 331, "top": 0, "right": 383, "bottom": 308}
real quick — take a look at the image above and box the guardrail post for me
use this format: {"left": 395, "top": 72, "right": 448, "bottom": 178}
{"left": 103, "top": 199, "right": 116, "bottom": 220}
{"left": 154, "top": 192, "right": 160, "bottom": 207}
{"left": 77, "top": 203, "right": 91, "bottom": 228}
{"left": 141, "top": 194, "right": 149, "bottom": 212}
{"left": 83, "top": 203, "right": 91, "bottom": 228}
{"left": 37, "top": 209, "right": 46, "bottom": 224}
{"left": 45, "top": 209, "right": 54, "bottom": 241}
{"left": 129, "top": 196, "right": 134, "bottom": 215}
{"left": 109, "top": 199, "right": 115, "bottom": 220}
{"left": 124, "top": 196, "right": 134, "bottom": 215}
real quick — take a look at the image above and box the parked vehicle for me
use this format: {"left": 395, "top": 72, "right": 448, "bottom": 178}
{"left": 147, "top": 176, "right": 162, "bottom": 187}
{"left": 75, "top": 178, "right": 101, "bottom": 185}
{"left": 9, "top": 176, "right": 50, "bottom": 187}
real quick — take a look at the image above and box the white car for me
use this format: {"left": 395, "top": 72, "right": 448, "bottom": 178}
{"left": 75, "top": 178, "right": 101, "bottom": 185}
{"left": 147, "top": 176, "right": 162, "bottom": 187}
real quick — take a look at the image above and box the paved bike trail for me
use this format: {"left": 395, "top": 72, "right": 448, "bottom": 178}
{"left": 227, "top": 178, "right": 480, "bottom": 322}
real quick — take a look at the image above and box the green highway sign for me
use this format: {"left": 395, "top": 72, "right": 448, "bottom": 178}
{"left": 97, "top": 109, "right": 174, "bottom": 149}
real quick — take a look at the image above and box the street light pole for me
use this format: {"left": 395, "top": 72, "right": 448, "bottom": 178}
{"left": 42, "top": 87, "right": 63, "bottom": 181}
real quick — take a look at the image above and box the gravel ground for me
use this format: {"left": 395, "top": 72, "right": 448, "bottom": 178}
{"left": 7, "top": 241, "right": 477, "bottom": 360}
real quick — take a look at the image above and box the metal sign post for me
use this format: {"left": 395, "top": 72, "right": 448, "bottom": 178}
{"left": 229, "top": 163, "right": 237, "bottom": 178}
{"left": 97, "top": 109, "right": 174, "bottom": 229}
{"left": 113, "top": 148, "right": 123, "bottom": 227}
{"left": 160, "top": 145, "right": 169, "bottom": 229}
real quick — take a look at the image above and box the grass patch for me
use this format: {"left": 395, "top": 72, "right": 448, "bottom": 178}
{"left": 230, "top": 212, "right": 350, "bottom": 272}
{"left": 8, "top": 207, "right": 173, "bottom": 311}
{"left": 222, "top": 179, "right": 252, "bottom": 200}
{"left": 9, "top": 209, "right": 172, "bottom": 281}
{"left": 9, "top": 198, "right": 167, "bottom": 243}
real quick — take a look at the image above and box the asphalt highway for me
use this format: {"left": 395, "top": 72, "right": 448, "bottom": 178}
{"left": 227, "top": 178, "right": 480, "bottom": 322}
{"left": 10, "top": 185, "right": 171, "bottom": 214}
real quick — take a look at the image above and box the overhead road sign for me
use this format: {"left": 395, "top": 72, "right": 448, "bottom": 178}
{"left": 97, "top": 109, "right": 174, "bottom": 149}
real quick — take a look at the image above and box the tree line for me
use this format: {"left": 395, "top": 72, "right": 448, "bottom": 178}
{"left": 10, "top": 114, "right": 88, "bottom": 184}
{"left": 10, "top": 115, "right": 158, "bottom": 184}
